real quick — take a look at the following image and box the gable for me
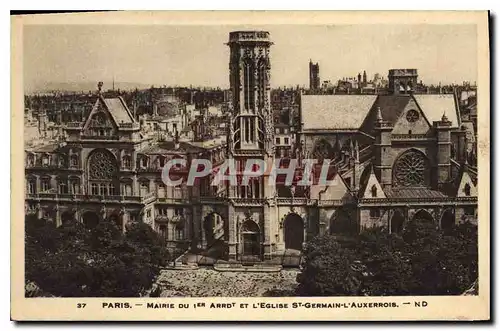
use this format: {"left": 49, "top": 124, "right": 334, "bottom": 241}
{"left": 391, "top": 98, "right": 431, "bottom": 135}
{"left": 361, "top": 173, "right": 386, "bottom": 199}
{"left": 413, "top": 94, "right": 460, "bottom": 128}
{"left": 312, "top": 173, "right": 351, "bottom": 200}
{"left": 456, "top": 171, "right": 477, "bottom": 197}
{"left": 83, "top": 98, "right": 118, "bottom": 137}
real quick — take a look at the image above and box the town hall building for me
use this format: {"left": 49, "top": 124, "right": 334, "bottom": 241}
{"left": 25, "top": 31, "right": 478, "bottom": 265}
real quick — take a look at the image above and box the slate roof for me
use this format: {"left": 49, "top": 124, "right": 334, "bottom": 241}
{"left": 139, "top": 141, "right": 205, "bottom": 154}
{"left": 384, "top": 188, "right": 449, "bottom": 199}
{"left": 360, "top": 95, "right": 411, "bottom": 136}
{"left": 29, "top": 143, "right": 60, "bottom": 153}
{"left": 358, "top": 163, "right": 374, "bottom": 197}
{"left": 103, "top": 97, "right": 135, "bottom": 125}
{"left": 413, "top": 94, "right": 460, "bottom": 128}
{"left": 301, "top": 95, "right": 377, "bottom": 130}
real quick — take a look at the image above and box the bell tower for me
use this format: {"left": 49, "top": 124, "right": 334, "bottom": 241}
{"left": 226, "top": 31, "right": 276, "bottom": 261}
{"left": 227, "top": 31, "right": 273, "bottom": 153}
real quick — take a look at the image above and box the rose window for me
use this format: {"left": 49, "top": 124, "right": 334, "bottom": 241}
{"left": 393, "top": 150, "right": 428, "bottom": 187}
{"left": 88, "top": 150, "right": 117, "bottom": 180}
{"left": 406, "top": 109, "right": 419, "bottom": 123}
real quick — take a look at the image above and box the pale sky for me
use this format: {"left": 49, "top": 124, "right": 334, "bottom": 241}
{"left": 23, "top": 24, "right": 477, "bottom": 91}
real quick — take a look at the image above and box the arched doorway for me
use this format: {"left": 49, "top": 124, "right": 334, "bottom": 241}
{"left": 330, "top": 209, "right": 353, "bottom": 235}
{"left": 82, "top": 211, "right": 100, "bottom": 229}
{"left": 241, "top": 220, "right": 260, "bottom": 257}
{"left": 440, "top": 209, "right": 455, "bottom": 231}
{"left": 390, "top": 210, "right": 405, "bottom": 234}
{"left": 284, "top": 213, "right": 304, "bottom": 251}
{"left": 203, "top": 212, "right": 225, "bottom": 248}
{"left": 412, "top": 209, "right": 434, "bottom": 224}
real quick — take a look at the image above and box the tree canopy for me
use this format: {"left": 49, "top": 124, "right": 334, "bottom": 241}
{"left": 25, "top": 215, "right": 170, "bottom": 297}
{"left": 297, "top": 221, "right": 478, "bottom": 296}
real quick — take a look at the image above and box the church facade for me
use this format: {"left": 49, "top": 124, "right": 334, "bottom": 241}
{"left": 25, "top": 31, "right": 478, "bottom": 264}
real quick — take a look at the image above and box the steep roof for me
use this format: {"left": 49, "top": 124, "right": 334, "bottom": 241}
{"left": 301, "top": 95, "right": 377, "bottom": 130}
{"left": 384, "top": 188, "right": 449, "bottom": 199}
{"left": 360, "top": 95, "right": 411, "bottom": 135}
{"left": 139, "top": 141, "right": 205, "bottom": 154}
{"left": 413, "top": 94, "right": 460, "bottom": 128}
{"left": 358, "top": 163, "right": 386, "bottom": 199}
{"left": 29, "top": 143, "right": 60, "bottom": 153}
{"left": 103, "top": 97, "right": 135, "bottom": 125}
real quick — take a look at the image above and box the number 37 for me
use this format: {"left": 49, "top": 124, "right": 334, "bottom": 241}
{"left": 77, "top": 303, "right": 86, "bottom": 308}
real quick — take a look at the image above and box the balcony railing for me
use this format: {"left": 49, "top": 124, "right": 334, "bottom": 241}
{"left": 156, "top": 197, "right": 192, "bottom": 204}
{"left": 80, "top": 135, "right": 120, "bottom": 140}
{"left": 231, "top": 198, "right": 266, "bottom": 206}
{"left": 391, "top": 134, "right": 433, "bottom": 140}
{"left": 66, "top": 122, "right": 82, "bottom": 128}
{"left": 276, "top": 197, "right": 309, "bottom": 205}
{"left": 119, "top": 123, "right": 140, "bottom": 129}
{"left": 26, "top": 193, "right": 151, "bottom": 203}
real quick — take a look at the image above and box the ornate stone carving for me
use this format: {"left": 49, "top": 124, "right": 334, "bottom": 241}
{"left": 393, "top": 150, "right": 428, "bottom": 187}
{"left": 88, "top": 150, "right": 117, "bottom": 180}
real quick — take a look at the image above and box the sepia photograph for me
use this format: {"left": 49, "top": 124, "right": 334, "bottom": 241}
{"left": 10, "top": 11, "right": 490, "bottom": 321}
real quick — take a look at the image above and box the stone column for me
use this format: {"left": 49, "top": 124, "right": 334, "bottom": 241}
{"left": 55, "top": 205, "right": 61, "bottom": 227}
{"left": 263, "top": 203, "right": 272, "bottom": 260}
{"left": 227, "top": 204, "right": 237, "bottom": 260}
{"left": 120, "top": 208, "right": 129, "bottom": 233}
{"left": 36, "top": 203, "right": 42, "bottom": 220}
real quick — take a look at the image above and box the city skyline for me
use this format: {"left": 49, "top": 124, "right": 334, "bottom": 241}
{"left": 24, "top": 24, "right": 478, "bottom": 93}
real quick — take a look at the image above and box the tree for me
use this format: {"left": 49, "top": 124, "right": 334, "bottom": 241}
{"left": 25, "top": 216, "right": 171, "bottom": 297}
{"left": 296, "top": 223, "right": 478, "bottom": 296}
{"left": 296, "top": 235, "right": 356, "bottom": 296}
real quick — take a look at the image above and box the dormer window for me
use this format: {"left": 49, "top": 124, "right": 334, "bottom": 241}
{"left": 371, "top": 185, "right": 377, "bottom": 198}
{"left": 42, "top": 155, "right": 50, "bottom": 167}
{"left": 27, "top": 154, "right": 34, "bottom": 167}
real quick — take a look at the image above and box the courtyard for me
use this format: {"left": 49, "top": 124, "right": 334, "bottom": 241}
{"left": 154, "top": 268, "right": 300, "bottom": 297}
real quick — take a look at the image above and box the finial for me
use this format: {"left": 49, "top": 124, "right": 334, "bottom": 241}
{"left": 97, "top": 81, "right": 103, "bottom": 94}
{"left": 441, "top": 112, "right": 448, "bottom": 122}
{"left": 376, "top": 106, "right": 383, "bottom": 121}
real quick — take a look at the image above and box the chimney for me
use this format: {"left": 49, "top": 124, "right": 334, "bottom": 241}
{"left": 174, "top": 127, "right": 180, "bottom": 150}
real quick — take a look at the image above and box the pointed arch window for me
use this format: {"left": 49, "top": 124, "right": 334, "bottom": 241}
{"left": 70, "top": 154, "right": 79, "bottom": 167}
{"left": 371, "top": 185, "right": 377, "bottom": 198}
{"left": 257, "top": 58, "right": 267, "bottom": 109}
{"left": 243, "top": 58, "right": 255, "bottom": 111}
{"left": 122, "top": 155, "right": 132, "bottom": 169}
{"left": 464, "top": 183, "right": 471, "bottom": 196}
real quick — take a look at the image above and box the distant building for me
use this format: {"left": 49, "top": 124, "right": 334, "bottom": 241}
{"left": 388, "top": 69, "right": 418, "bottom": 94}
{"left": 309, "top": 60, "right": 320, "bottom": 91}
